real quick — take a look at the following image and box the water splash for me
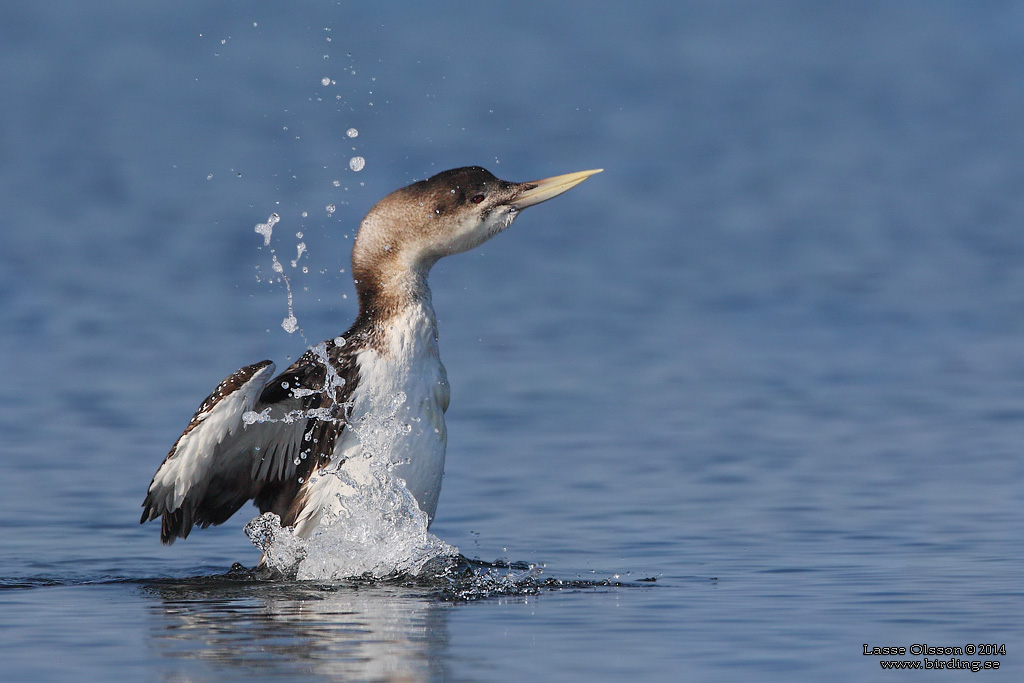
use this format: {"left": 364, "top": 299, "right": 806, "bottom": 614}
{"left": 221, "top": 552, "right": 642, "bottom": 602}
{"left": 254, "top": 213, "right": 279, "bottom": 246}
{"left": 244, "top": 391, "right": 458, "bottom": 581}
{"left": 270, "top": 254, "right": 299, "bottom": 334}
{"left": 290, "top": 242, "right": 307, "bottom": 268}
{"left": 253, "top": 213, "right": 305, "bottom": 336}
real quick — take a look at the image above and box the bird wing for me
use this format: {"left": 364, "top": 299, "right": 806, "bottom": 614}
{"left": 141, "top": 357, "right": 330, "bottom": 544}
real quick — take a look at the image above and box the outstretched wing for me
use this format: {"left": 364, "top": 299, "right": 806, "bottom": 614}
{"left": 141, "top": 360, "right": 310, "bottom": 543}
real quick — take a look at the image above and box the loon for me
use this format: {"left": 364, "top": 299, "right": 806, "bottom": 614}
{"left": 141, "top": 166, "right": 601, "bottom": 544}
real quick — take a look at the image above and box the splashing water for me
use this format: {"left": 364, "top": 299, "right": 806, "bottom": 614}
{"left": 269, "top": 254, "right": 299, "bottom": 334}
{"left": 254, "top": 213, "right": 279, "bottom": 246}
{"left": 253, "top": 213, "right": 304, "bottom": 336}
{"left": 290, "top": 242, "right": 307, "bottom": 268}
{"left": 245, "top": 389, "right": 459, "bottom": 581}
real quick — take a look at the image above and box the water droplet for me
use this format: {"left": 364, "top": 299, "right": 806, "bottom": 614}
{"left": 291, "top": 242, "right": 307, "bottom": 267}
{"left": 326, "top": 204, "right": 336, "bottom": 215}
{"left": 346, "top": 128, "right": 358, "bottom": 138}
{"left": 321, "top": 77, "right": 331, "bottom": 86}
{"left": 349, "top": 156, "right": 365, "bottom": 172}
{"left": 254, "top": 213, "right": 280, "bottom": 246}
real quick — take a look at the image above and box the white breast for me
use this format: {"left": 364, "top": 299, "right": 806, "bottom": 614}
{"left": 293, "top": 303, "right": 450, "bottom": 537}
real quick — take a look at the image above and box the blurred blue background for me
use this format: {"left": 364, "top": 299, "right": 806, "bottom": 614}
{"left": 2, "top": 1, "right": 1023, "bottom": 680}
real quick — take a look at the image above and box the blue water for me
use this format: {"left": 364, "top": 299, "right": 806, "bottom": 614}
{"left": 2, "top": 1, "right": 1023, "bottom": 680}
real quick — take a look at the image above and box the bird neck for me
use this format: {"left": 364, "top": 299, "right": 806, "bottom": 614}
{"left": 352, "top": 256, "right": 434, "bottom": 327}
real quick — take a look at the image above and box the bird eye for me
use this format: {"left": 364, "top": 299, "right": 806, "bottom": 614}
{"left": 471, "top": 194, "right": 485, "bottom": 204}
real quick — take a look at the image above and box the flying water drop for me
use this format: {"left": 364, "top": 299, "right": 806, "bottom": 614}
{"left": 254, "top": 213, "right": 280, "bottom": 246}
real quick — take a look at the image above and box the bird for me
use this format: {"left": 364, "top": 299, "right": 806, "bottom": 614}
{"left": 141, "top": 166, "right": 601, "bottom": 544}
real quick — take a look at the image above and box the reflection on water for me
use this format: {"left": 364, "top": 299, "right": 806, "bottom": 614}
{"left": 144, "top": 576, "right": 450, "bottom": 681}
{"left": 141, "top": 562, "right": 639, "bottom": 680}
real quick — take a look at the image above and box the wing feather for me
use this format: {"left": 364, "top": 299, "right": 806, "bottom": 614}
{"left": 141, "top": 338, "right": 360, "bottom": 544}
{"left": 141, "top": 360, "right": 306, "bottom": 543}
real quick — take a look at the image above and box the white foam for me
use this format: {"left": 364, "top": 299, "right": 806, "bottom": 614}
{"left": 244, "top": 383, "right": 457, "bottom": 580}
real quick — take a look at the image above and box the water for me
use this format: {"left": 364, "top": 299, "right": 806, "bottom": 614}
{"left": 2, "top": 1, "right": 1023, "bottom": 680}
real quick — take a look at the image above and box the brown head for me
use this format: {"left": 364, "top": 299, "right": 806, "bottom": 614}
{"left": 351, "top": 166, "right": 601, "bottom": 315}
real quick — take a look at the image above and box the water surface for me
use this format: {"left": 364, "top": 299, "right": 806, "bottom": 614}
{"left": 2, "top": 1, "right": 1023, "bottom": 680}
